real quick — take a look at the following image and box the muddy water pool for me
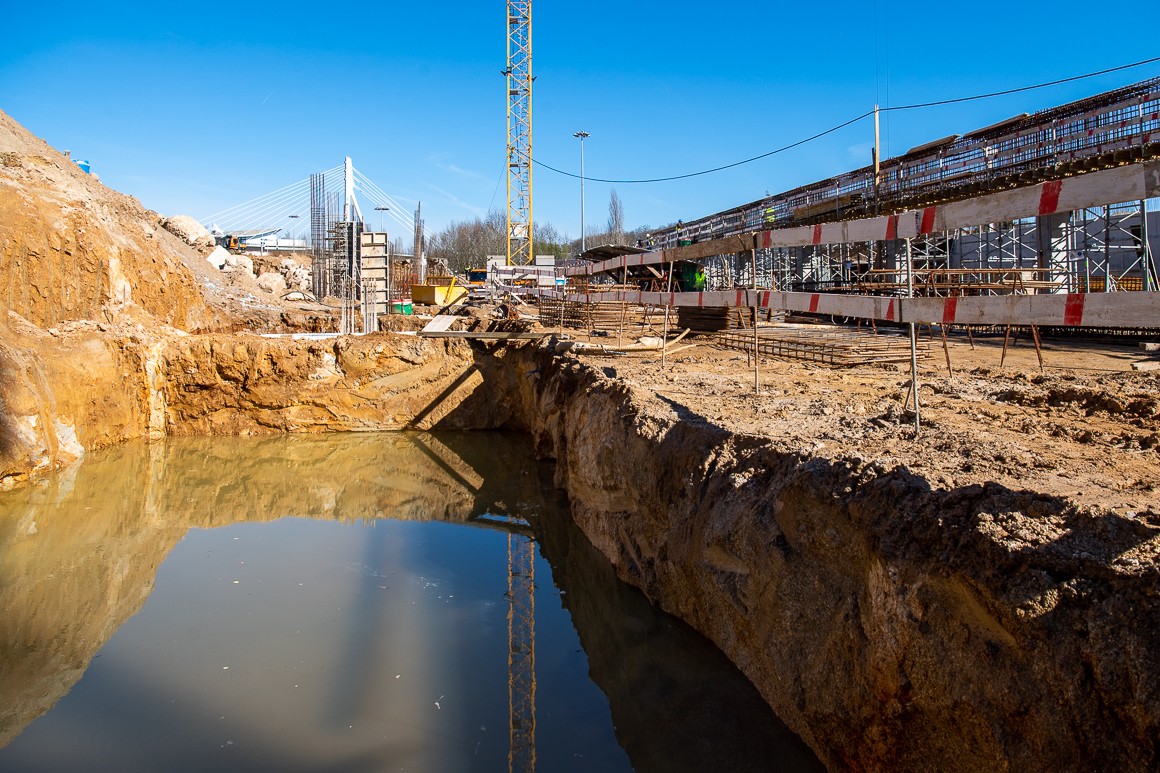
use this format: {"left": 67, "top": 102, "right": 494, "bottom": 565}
{"left": 0, "top": 432, "right": 820, "bottom": 772}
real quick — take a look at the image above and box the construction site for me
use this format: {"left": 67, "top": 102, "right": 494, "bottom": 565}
{"left": 206, "top": 75, "right": 1160, "bottom": 368}
{"left": 2, "top": 0, "right": 1160, "bottom": 768}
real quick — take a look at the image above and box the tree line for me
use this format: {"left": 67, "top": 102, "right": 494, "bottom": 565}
{"left": 424, "top": 190, "right": 663, "bottom": 275}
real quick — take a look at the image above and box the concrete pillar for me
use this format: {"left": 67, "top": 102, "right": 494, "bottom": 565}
{"left": 1037, "top": 211, "right": 1071, "bottom": 293}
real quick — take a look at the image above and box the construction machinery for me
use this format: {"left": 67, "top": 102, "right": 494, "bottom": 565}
{"left": 466, "top": 268, "right": 489, "bottom": 288}
{"left": 215, "top": 234, "right": 242, "bottom": 251}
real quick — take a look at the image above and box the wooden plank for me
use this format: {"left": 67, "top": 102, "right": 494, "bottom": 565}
{"left": 417, "top": 331, "right": 550, "bottom": 340}
{"left": 941, "top": 164, "right": 1147, "bottom": 230}
{"left": 1147, "top": 162, "right": 1160, "bottom": 198}
{"left": 905, "top": 292, "right": 1160, "bottom": 327}
{"left": 564, "top": 233, "right": 756, "bottom": 277}
{"left": 846, "top": 215, "right": 891, "bottom": 242}
{"left": 420, "top": 315, "right": 460, "bottom": 333}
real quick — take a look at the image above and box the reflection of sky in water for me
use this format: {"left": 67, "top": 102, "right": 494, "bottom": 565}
{"left": 4, "top": 517, "right": 628, "bottom": 772}
{"left": 0, "top": 432, "right": 823, "bottom": 772}
{"left": 0, "top": 433, "right": 631, "bottom": 772}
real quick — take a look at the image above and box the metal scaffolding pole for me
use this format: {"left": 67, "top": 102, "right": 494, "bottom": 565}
{"left": 905, "top": 237, "right": 920, "bottom": 434}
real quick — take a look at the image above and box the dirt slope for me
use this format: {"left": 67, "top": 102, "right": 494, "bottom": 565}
{"left": 504, "top": 336, "right": 1160, "bottom": 772}
{"left": 0, "top": 110, "right": 223, "bottom": 331}
{"left": 0, "top": 109, "right": 344, "bottom": 485}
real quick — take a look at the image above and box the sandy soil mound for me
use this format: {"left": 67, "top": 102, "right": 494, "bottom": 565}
{"left": 0, "top": 109, "right": 329, "bottom": 335}
{"left": 0, "top": 109, "right": 343, "bottom": 484}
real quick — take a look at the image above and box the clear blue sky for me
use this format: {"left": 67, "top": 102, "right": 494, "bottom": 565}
{"left": 2, "top": 1, "right": 1158, "bottom": 242}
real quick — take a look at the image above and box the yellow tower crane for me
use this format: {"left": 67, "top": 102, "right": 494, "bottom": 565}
{"left": 503, "top": 5, "right": 536, "bottom": 768}
{"left": 505, "top": 0, "right": 533, "bottom": 265}
{"left": 506, "top": 527, "right": 536, "bottom": 773}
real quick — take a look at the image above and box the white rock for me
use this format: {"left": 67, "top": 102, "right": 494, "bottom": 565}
{"left": 53, "top": 419, "right": 85, "bottom": 463}
{"left": 162, "top": 215, "right": 214, "bottom": 253}
{"left": 256, "top": 272, "right": 287, "bottom": 295}
{"left": 206, "top": 247, "right": 229, "bottom": 270}
{"left": 279, "top": 258, "right": 312, "bottom": 291}
{"left": 225, "top": 254, "right": 255, "bottom": 277}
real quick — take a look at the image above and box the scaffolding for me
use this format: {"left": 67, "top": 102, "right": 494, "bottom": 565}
{"left": 634, "top": 77, "right": 1160, "bottom": 299}
{"left": 1069, "top": 202, "right": 1156, "bottom": 292}
{"left": 644, "top": 197, "right": 1156, "bottom": 300}
{"left": 310, "top": 173, "right": 329, "bottom": 298}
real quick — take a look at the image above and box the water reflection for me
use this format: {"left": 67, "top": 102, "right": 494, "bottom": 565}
{"left": 0, "top": 432, "right": 821, "bottom": 771}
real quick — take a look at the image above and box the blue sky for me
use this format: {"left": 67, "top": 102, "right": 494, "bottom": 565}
{"left": 2, "top": 1, "right": 1158, "bottom": 242}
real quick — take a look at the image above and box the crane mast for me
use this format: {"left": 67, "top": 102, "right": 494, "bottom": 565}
{"left": 507, "top": 529, "right": 536, "bottom": 772}
{"left": 503, "top": 6, "right": 536, "bottom": 763}
{"left": 505, "top": 0, "right": 533, "bottom": 265}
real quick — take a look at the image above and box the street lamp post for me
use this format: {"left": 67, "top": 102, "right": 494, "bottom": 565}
{"left": 573, "top": 131, "right": 589, "bottom": 255}
{"left": 287, "top": 214, "right": 299, "bottom": 249}
{"left": 374, "top": 205, "right": 389, "bottom": 233}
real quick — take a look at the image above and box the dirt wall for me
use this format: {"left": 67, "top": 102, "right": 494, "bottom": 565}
{"left": 0, "top": 326, "right": 521, "bottom": 488}
{"left": 0, "top": 317, "right": 160, "bottom": 487}
{"left": 161, "top": 333, "right": 518, "bottom": 435}
{"left": 506, "top": 344, "right": 1159, "bottom": 772}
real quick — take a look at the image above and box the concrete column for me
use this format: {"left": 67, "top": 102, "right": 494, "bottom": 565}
{"left": 1037, "top": 211, "right": 1071, "bottom": 293}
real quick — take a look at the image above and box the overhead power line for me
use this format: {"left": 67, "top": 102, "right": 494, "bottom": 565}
{"left": 534, "top": 56, "right": 1160, "bottom": 185}
{"left": 884, "top": 56, "right": 1160, "bottom": 112}
{"left": 534, "top": 111, "right": 873, "bottom": 184}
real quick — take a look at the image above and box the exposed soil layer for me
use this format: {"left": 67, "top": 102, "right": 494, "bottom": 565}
{"left": 504, "top": 338, "right": 1160, "bottom": 772}
{"left": 161, "top": 334, "right": 516, "bottom": 435}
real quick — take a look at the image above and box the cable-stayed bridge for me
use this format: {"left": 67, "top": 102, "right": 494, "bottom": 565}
{"left": 199, "top": 158, "right": 429, "bottom": 328}
{"left": 198, "top": 157, "right": 424, "bottom": 257}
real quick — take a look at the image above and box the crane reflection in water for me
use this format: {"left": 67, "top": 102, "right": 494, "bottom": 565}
{"left": 0, "top": 432, "right": 822, "bottom": 772}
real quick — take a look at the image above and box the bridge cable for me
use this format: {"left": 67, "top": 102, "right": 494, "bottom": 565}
{"left": 200, "top": 164, "right": 342, "bottom": 224}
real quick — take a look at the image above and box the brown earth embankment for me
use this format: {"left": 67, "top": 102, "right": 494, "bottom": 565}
{"left": 0, "top": 328, "right": 523, "bottom": 487}
{"left": 4, "top": 100, "right": 1158, "bottom": 770}
{"left": 503, "top": 345, "right": 1160, "bottom": 773}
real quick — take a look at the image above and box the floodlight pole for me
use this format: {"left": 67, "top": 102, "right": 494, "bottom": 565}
{"left": 574, "top": 131, "right": 589, "bottom": 254}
